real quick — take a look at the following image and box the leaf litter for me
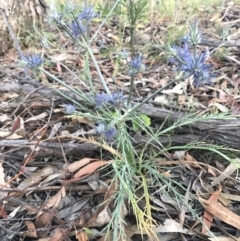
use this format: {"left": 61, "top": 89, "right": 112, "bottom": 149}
{"left": 0, "top": 1, "right": 240, "bottom": 241}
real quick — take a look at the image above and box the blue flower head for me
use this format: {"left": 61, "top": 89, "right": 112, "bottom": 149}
{"left": 94, "top": 92, "right": 125, "bottom": 108}
{"left": 95, "top": 123, "right": 117, "bottom": 140}
{"left": 65, "top": 1, "right": 76, "bottom": 13}
{"left": 170, "top": 42, "right": 192, "bottom": 65}
{"left": 169, "top": 43, "right": 215, "bottom": 89}
{"left": 78, "top": 4, "right": 98, "bottom": 22}
{"left": 95, "top": 93, "right": 111, "bottom": 107}
{"left": 188, "top": 20, "right": 201, "bottom": 46}
{"left": 180, "top": 49, "right": 214, "bottom": 89}
{"left": 63, "top": 104, "right": 76, "bottom": 114}
{"left": 110, "top": 92, "right": 124, "bottom": 106}
{"left": 21, "top": 54, "right": 43, "bottom": 69}
{"left": 129, "top": 54, "right": 145, "bottom": 75}
{"left": 95, "top": 122, "right": 106, "bottom": 134}
{"left": 49, "top": 8, "right": 65, "bottom": 26}
{"left": 69, "top": 20, "right": 86, "bottom": 38}
{"left": 104, "top": 128, "right": 117, "bottom": 140}
{"left": 117, "top": 49, "right": 130, "bottom": 59}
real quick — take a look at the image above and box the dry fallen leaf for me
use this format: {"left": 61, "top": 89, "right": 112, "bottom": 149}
{"left": 74, "top": 160, "right": 113, "bottom": 179}
{"left": 44, "top": 187, "right": 66, "bottom": 210}
{"left": 90, "top": 206, "right": 112, "bottom": 227}
{"left": 75, "top": 230, "right": 89, "bottom": 241}
{"left": 86, "top": 181, "right": 119, "bottom": 228}
{"left": 18, "top": 166, "right": 57, "bottom": 190}
{"left": 209, "top": 237, "right": 240, "bottom": 241}
{"left": 67, "top": 158, "right": 96, "bottom": 173}
{"left": 35, "top": 211, "right": 54, "bottom": 238}
{"left": 220, "top": 193, "right": 240, "bottom": 202}
{"left": 155, "top": 219, "right": 194, "bottom": 234}
{"left": 211, "top": 158, "right": 240, "bottom": 186}
{"left": 0, "top": 114, "right": 11, "bottom": 123}
{"left": 49, "top": 228, "right": 66, "bottom": 241}
{"left": 0, "top": 131, "right": 24, "bottom": 139}
{"left": 24, "top": 221, "right": 37, "bottom": 238}
{"left": 0, "top": 161, "right": 9, "bottom": 200}
{"left": 202, "top": 189, "right": 221, "bottom": 234}
{"left": 25, "top": 112, "right": 48, "bottom": 122}
{"left": 200, "top": 197, "right": 240, "bottom": 230}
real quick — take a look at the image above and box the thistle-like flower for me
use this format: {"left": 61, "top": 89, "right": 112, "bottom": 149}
{"left": 169, "top": 42, "right": 192, "bottom": 66}
{"left": 69, "top": 20, "right": 86, "bottom": 38}
{"left": 129, "top": 54, "right": 145, "bottom": 75}
{"left": 169, "top": 43, "right": 214, "bottom": 89}
{"left": 117, "top": 49, "right": 130, "bottom": 59}
{"left": 48, "top": 7, "right": 65, "bottom": 26}
{"left": 94, "top": 92, "right": 125, "bottom": 108}
{"left": 41, "top": 36, "right": 50, "bottom": 49}
{"left": 110, "top": 92, "right": 124, "bottom": 106}
{"left": 104, "top": 128, "right": 117, "bottom": 140}
{"left": 65, "top": 1, "right": 76, "bottom": 13}
{"left": 78, "top": 4, "right": 98, "bottom": 22}
{"left": 188, "top": 20, "right": 201, "bottom": 46}
{"left": 63, "top": 104, "right": 76, "bottom": 114}
{"left": 180, "top": 49, "right": 214, "bottom": 89}
{"left": 94, "top": 93, "right": 111, "bottom": 107}
{"left": 95, "top": 123, "right": 117, "bottom": 140}
{"left": 21, "top": 54, "right": 43, "bottom": 69}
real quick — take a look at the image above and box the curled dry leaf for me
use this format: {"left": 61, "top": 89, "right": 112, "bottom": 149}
{"left": 25, "top": 112, "right": 48, "bottom": 122}
{"left": 0, "top": 161, "right": 9, "bottom": 200}
{"left": 0, "top": 114, "right": 11, "bottom": 123}
{"left": 49, "top": 228, "right": 66, "bottom": 241}
{"left": 211, "top": 158, "right": 240, "bottom": 186}
{"left": 75, "top": 230, "right": 89, "bottom": 241}
{"left": 25, "top": 221, "right": 37, "bottom": 238}
{"left": 90, "top": 206, "right": 112, "bottom": 227}
{"left": 11, "top": 116, "right": 22, "bottom": 133}
{"left": 0, "top": 131, "right": 24, "bottom": 139}
{"left": 18, "top": 166, "right": 57, "bottom": 190}
{"left": 74, "top": 160, "right": 113, "bottom": 179}
{"left": 44, "top": 186, "right": 66, "bottom": 210}
{"left": 67, "top": 158, "right": 96, "bottom": 173}
{"left": 86, "top": 181, "right": 118, "bottom": 228}
{"left": 202, "top": 189, "right": 221, "bottom": 234}
{"left": 209, "top": 237, "right": 240, "bottom": 241}
{"left": 155, "top": 219, "right": 194, "bottom": 234}
{"left": 35, "top": 211, "right": 54, "bottom": 238}
{"left": 200, "top": 197, "right": 240, "bottom": 230}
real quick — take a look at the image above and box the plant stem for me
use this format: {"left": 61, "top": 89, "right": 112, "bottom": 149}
{"left": 127, "top": 74, "right": 135, "bottom": 105}
{"left": 127, "top": 0, "right": 136, "bottom": 105}
{"left": 81, "top": 37, "right": 111, "bottom": 95}
{"left": 90, "top": 0, "right": 121, "bottom": 43}
{"left": 39, "top": 67, "right": 92, "bottom": 104}
{"left": 119, "top": 78, "right": 178, "bottom": 124}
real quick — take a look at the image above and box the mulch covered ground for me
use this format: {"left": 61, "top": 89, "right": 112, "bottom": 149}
{"left": 0, "top": 1, "right": 240, "bottom": 241}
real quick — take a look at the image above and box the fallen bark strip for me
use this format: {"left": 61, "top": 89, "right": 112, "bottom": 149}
{"left": 1, "top": 108, "right": 239, "bottom": 161}
{"left": 199, "top": 39, "right": 240, "bottom": 47}
{"left": 1, "top": 81, "right": 240, "bottom": 153}
{"left": 0, "top": 134, "right": 200, "bottom": 160}
{"left": 139, "top": 104, "right": 240, "bottom": 149}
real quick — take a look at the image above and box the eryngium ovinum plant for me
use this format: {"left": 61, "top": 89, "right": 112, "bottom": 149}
{"left": 19, "top": 2, "right": 236, "bottom": 240}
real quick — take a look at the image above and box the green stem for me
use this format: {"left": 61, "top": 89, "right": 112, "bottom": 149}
{"left": 127, "top": 74, "right": 135, "bottom": 105}
{"left": 81, "top": 37, "right": 111, "bottom": 95}
{"left": 90, "top": 0, "right": 121, "bottom": 43}
{"left": 119, "top": 78, "right": 178, "bottom": 124}
{"left": 61, "top": 20, "right": 110, "bottom": 95}
{"left": 39, "top": 67, "right": 92, "bottom": 104}
{"left": 127, "top": 0, "right": 135, "bottom": 105}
